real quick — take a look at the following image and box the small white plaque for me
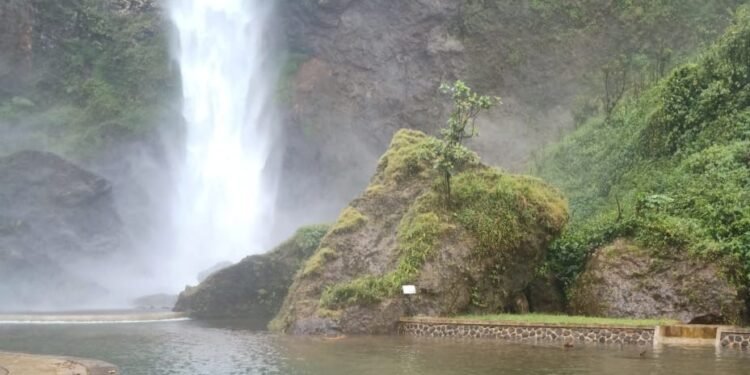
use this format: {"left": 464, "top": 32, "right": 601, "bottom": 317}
{"left": 402, "top": 285, "right": 417, "bottom": 295}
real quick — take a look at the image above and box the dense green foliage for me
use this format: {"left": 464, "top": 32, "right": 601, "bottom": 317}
{"left": 434, "top": 81, "right": 500, "bottom": 200}
{"left": 293, "top": 224, "right": 331, "bottom": 250}
{"left": 452, "top": 171, "right": 568, "bottom": 257}
{"left": 533, "top": 8, "right": 750, "bottom": 291}
{"left": 0, "top": 1, "right": 178, "bottom": 157}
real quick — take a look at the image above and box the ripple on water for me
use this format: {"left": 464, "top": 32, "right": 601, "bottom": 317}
{"left": 0, "top": 320, "right": 748, "bottom": 374}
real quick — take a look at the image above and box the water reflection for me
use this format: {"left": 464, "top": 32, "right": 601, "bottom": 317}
{"left": 0, "top": 320, "right": 747, "bottom": 374}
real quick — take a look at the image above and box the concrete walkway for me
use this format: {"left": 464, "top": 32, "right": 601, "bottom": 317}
{"left": 0, "top": 352, "right": 118, "bottom": 375}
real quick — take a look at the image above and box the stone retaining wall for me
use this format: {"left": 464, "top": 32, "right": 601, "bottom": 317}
{"left": 718, "top": 327, "right": 750, "bottom": 350}
{"left": 399, "top": 318, "right": 654, "bottom": 346}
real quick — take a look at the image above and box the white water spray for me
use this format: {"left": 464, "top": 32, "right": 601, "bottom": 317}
{"left": 168, "top": 0, "right": 278, "bottom": 286}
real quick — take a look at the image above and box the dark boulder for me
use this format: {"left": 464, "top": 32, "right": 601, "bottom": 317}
{"left": 174, "top": 225, "right": 329, "bottom": 321}
{"left": 0, "top": 150, "right": 127, "bottom": 310}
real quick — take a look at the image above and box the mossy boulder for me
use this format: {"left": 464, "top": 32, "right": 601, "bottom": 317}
{"left": 173, "top": 225, "right": 329, "bottom": 320}
{"left": 270, "top": 129, "right": 568, "bottom": 334}
{"left": 569, "top": 239, "right": 745, "bottom": 324}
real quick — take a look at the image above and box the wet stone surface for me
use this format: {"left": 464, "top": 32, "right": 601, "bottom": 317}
{"left": 399, "top": 322, "right": 655, "bottom": 346}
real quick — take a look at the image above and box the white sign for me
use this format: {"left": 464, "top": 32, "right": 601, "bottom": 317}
{"left": 402, "top": 285, "right": 417, "bottom": 295}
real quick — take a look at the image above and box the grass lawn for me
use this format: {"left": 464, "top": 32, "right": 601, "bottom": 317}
{"left": 450, "top": 313, "right": 680, "bottom": 327}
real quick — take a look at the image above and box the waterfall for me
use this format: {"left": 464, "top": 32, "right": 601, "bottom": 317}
{"left": 168, "top": 0, "right": 278, "bottom": 286}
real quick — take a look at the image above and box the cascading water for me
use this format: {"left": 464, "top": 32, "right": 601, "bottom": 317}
{"left": 168, "top": 0, "right": 278, "bottom": 286}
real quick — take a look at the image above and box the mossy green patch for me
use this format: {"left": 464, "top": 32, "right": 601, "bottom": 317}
{"left": 329, "top": 206, "right": 367, "bottom": 235}
{"left": 364, "top": 183, "right": 385, "bottom": 197}
{"left": 452, "top": 170, "right": 568, "bottom": 256}
{"left": 302, "top": 247, "right": 336, "bottom": 277}
{"left": 320, "top": 194, "right": 444, "bottom": 308}
{"left": 376, "top": 129, "right": 442, "bottom": 185}
{"left": 316, "top": 307, "right": 343, "bottom": 320}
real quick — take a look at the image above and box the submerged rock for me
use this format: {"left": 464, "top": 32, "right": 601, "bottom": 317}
{"left": 568, "top": 239, "right": 745, "bottom": 324}
{"left": 270, "top": 130, "right": 567, "bottom": 334}
{"left": 174, "top": 225, "right": 329, "bottom": 320}
{"left": 0, "top": 150, "right": 127, "bottom": 309}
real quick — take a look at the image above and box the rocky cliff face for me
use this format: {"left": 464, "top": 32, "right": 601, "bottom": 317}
{"left": 277, "top": 0, "right": 571, "bottom": 225}
{"left": 174, "top": 225, "right": 329, "bottom": 320}
{"left": 270, "top": 130, "right": 567, "bottom": 334}
{"left": 569, "top": 240, "right": 745, "bottom": 324}
{"left": 0, "top": 150, "right": 128, "bottom": 310}
{"left": 275, "top": 0, "right": 738, "bottom": 232}
{"left": 0, "top": 0, "right": 33, "bottom": 97}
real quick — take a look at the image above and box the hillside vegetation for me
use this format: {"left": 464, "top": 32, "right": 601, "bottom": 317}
{"left": 533, "top": 8, "right": 750, "bottom": 306}
{"left": 0, "top": 0, "right": 177, "bottom": 158}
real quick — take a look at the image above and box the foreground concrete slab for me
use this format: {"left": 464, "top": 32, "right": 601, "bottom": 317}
{"left": 0, "top": 352, "right": 118, "bottom": 375}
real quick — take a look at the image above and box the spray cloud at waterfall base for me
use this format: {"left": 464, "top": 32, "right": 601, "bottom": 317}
{"left": 167, "top": 0, "right": 280, "bottom": 288}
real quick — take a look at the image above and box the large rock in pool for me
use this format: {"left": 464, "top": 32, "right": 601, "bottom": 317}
{"left": 270, "top": 130, "right": 568, "bottom": 334}
{"left": 568, "top": 239, "right": 745, "bottom": 324}
{"left": 0, "top": 150, "right": 127, "bottom": 310}
{"left": 174, "top": 225, "right": 329, "bottom": 320}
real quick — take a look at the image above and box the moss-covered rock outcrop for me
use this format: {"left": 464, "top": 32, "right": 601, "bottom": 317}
{"left": 174, "top": 225, "right": 329, "bottom": 320}
{"left": 270, "top": 129, "right": 567, "bottom": 334}
{"left": 569, "top": 240, "right": 744, "bottom": 324}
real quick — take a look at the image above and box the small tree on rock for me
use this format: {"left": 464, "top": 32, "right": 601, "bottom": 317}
{"left": 435, "top": 80, "right": 500, "bottom": 201}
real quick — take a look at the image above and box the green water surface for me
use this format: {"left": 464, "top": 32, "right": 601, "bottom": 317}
{"left": 0, "top": 320, "right": 747, "bottom": 374}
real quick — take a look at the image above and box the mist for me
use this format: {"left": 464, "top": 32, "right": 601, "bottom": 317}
{"left": 0, "top": 0, "right": 741, "bottom": 312}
